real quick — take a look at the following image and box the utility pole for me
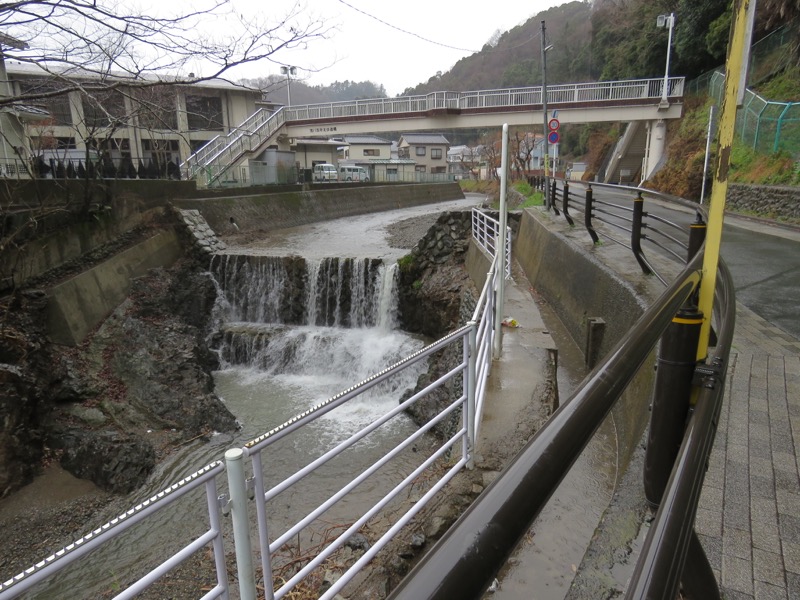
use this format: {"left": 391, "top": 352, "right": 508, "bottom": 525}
{"left": 541, "top": 21, "right": 552, "bottom": 209}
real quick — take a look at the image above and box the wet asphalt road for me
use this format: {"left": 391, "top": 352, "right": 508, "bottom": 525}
{"left": 581, "top": 184, "right": 800, "bottom": 339}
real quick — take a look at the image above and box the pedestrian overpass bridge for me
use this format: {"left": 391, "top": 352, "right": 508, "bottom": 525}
{"left": 182, "top": 76, "right": 685, "bottom": 187}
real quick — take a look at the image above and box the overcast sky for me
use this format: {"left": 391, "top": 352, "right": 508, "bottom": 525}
{"left": 229, "top": 0, "right": 570, "bottom": 96}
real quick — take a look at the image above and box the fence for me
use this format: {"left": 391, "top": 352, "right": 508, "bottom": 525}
{"left": 708, "top": 71, "right": 800, "bottom": 155}
{"left": 0, "top": 219, "right": 503, "bottom": 600}
{"left": 386, "top": 179, "right": 735, "bottom": 599}
{"left": 471, "top": 208, "right": 511, "bottom": 278}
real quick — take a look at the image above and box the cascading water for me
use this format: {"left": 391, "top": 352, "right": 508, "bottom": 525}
{"left": 209, "top": 253, "right": 425, "bottom": 440}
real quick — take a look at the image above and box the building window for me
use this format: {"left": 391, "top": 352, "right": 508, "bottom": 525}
{"left": 415, "top": 165, "right": 426, "bottom": 173}
{"left": 363, "top": 148, "right": 379, "bottom": 156}
{"left": 142, "top": 138, "right": 181, "bottom": 172}
{"left": 136, "top": 86, "right": 178, "bottom": 130}
{"left": 186, "top": 94, "right": 224, "bottom": 131}
{"left": 431, "top": 148, "right": 443, "bottom": 159}
{"left": 18, "top": 80, "right": 73, "bottom": 125}
{"left": 415, "top": 146, "right": 426, "bottom": 157}
{"left": 81, "top": 90, "right": 128, "bottom": 129}
{"left": 431, "top": 166, "right": 446, "bottom": 174}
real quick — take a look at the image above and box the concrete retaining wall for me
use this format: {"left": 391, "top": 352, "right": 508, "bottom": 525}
{"left": 514, "top": 208, "right": 665, "bottom": 472}
{"left": 172, "top": 183, "right": 464, "bottom": 234}
{"left": 45, "top": 231, "right": 183, "bottom": 346}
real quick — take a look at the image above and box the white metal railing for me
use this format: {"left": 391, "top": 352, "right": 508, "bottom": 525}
{"left": 471, "top": 208, "right": 512, "bottom": 278}
{"left": 182, "top": 77, "right": 685, "bottom": 186}
{"left": 231, "top": 256, "right": 501, "bottom": 599}
{"left": 0, "top": 461, "right": 229, "bottom": 600}
{"left": 1, "top": 241, "right": 503, "bottom": 599}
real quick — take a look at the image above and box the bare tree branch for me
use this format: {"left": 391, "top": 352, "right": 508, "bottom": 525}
{"left": 0, "top": 0, "right": 332, "bottom": 107}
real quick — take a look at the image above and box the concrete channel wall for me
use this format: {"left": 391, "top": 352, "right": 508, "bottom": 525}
{"left": 172, "top": 183, "right": 464, "bottom": 234}
{"left": 41, "top": 183, "right": 463, "bottom": 345}
{"left": 514, "top": 208, "right": 664, "bottom": 473}
{"left": 464, "top": 206, "right": 663, "bottom": 473}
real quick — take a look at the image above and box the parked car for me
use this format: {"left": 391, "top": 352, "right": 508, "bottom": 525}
{"left": 313, "top": 163, "right": 339, "bottom": 182}
{"left": 339, "top": 166, "right": 370, "bottom": 182}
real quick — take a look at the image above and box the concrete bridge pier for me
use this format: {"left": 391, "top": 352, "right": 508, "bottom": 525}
{"left": 643, "top": 119, "right": 668, "bottom": 181}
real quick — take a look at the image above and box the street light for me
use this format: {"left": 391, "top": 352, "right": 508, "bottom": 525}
{"left": 656, "top": 13, "right": 675, "bottom": 107}
{"left": 280, "top": 65, "right": 297, "bottom": 106}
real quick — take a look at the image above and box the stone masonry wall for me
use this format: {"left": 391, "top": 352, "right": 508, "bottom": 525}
{"left": 727, "top": 183, "right": 800, "bottom": 219}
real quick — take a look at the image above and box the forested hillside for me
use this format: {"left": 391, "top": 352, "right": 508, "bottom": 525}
{"left": 249, "top": 0, "right": 797, "bottom": 104}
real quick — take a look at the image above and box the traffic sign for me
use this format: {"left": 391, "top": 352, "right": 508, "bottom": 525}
{"left": 548, "top": 118, "right": 560, "bottom": 131}
{"left": 548, "top": 131, "right": 560, "bottom": 144}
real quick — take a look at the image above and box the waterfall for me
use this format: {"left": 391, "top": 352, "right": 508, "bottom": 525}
{"left": 209, "top": 254, "right": 422, "bottom": 430}
{"left": 211, "top": 255, "right": 397, "bottom": 329}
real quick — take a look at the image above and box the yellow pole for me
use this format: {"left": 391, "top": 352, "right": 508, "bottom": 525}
{"left": 696, "top": 0, "right": 755, "bottom": 361}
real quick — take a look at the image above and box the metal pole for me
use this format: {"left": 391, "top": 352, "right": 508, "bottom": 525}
{"left": 700, "top": 105, "right": 716, "bottom": 204}
{"left": 661, "top": 13, "right": 675, "bottom": 106}
{"left": 225, "top": 448, "right": 257, "bottom": 600}
{"left": 466, "top": 321, "right": 478, "bottom": 469}
{"left": 643, "top": 306, "right": 703, "bottom": 508}
{"left": 696, "top": 0, "right": 756, "bottom": 361}
{"left": 493, "top": 123, "right": 508, "bottom": 360}
{"left": 541, "top": 21, "right": 550, "bottom": 210}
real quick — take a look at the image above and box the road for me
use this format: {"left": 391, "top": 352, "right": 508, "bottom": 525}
{"left": 576, "top": 183, "right": 800, "bottom": 339}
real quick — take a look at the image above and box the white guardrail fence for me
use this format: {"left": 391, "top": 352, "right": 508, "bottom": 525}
{"left": 0, "top": 210, "right": 510, "bottom": 600}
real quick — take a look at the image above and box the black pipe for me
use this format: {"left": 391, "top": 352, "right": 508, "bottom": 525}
{"left": 626, "top": 259, "right": 735, "bottom": 600}
{"left": 386, "top": 254, "right": 704, "bottom": 600}
{"left": 688, "top": 213, "right": 706, "bottom": 262}
{"left": 643, "top": 306, "right": 703, "bottom": 509}
{"left": 585, "top": 185, "right": 599, "bottom": 243}
{"left": 631, "top": 191, "right": 651, "bottom": 274}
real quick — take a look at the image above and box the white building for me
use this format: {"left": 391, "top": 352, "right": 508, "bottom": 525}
{"left": 1, "top": 62, "right": 261, "bottom": 178}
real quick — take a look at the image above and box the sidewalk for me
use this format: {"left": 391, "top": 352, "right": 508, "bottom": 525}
{"left": 696, "top": 302, "right": 800, "bottom": 600}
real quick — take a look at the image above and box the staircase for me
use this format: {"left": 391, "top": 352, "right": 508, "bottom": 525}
{"left": 603, "top": 121, "right": 648, "bottom": 184}
{"left": 180, "top": 107, "right": 287, "bottom": 187}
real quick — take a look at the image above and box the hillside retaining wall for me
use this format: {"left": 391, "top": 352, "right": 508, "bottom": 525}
{"left": 727, "top": 183, "right": 800, "bottom": 219}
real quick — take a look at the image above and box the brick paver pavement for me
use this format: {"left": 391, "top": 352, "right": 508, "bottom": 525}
{"left": 698, "top": 303, "right": 800, "bottom": 600}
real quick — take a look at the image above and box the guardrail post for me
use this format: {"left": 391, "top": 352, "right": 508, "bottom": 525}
{"left": 493, "top": 124, "right": 508, "bottom": 360}
{"left": 643, "top": 306, "right": 703, "bottom": 508}
{"left": 550, "top": 179, "right": 560, "bottom": 215}
{"left": 584, "top": 185, "right": 599, "bottom": 243}
{"left": 688, "top": 213, "right": 707, "bottom": 262}
{"left": 631, "top": 191, "right": 651, "bottom": 274}
{"left": 562, "top": 181, "right": 574, "bottom": 226}
{"left": 466, "top": 321, "right": 478, "bottom": 469}
{"left": 225, "top": 448, "right": 257, "bottom": 600}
